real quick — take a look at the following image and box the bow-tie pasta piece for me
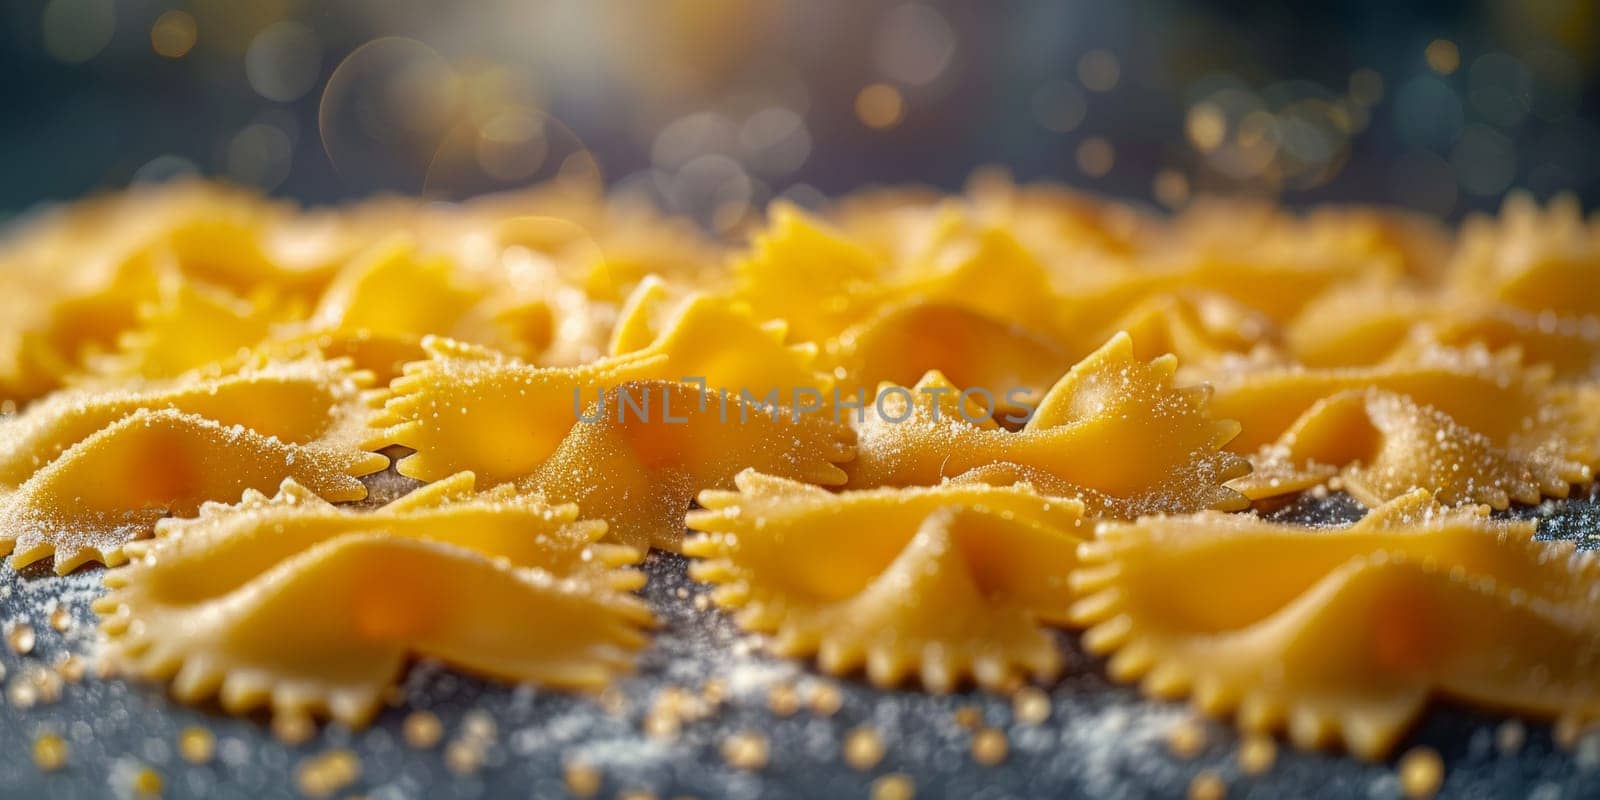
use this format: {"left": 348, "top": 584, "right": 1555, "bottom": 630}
{"left": 607, "top": 289, "right": 832, "bottom": 395}
{"left": 1046, "top": 240, "right": 1370, "bottom": 346}
{"left": 959, "top": 169, "right": 1154, "bottom": 261}
{"left": 1208, "top": 345, "right": 1588, "bottom": 460}
{"left": 0, "top": 356, "right": 376, "bottom": 487}
{"left": 892, "top": 224, "right": 1065, "bottom": 336}
{"left": 370, "top": 337, "right": 667, "bottom": 484}
{"left": 686, "top": 470, "right": 1087, "bottom": 691}
{"left": 141, "top": 195, "right": 343, "bottom": 299}
{"left": 1, "top": 409, "right": 386, "bottom": 573}
{"left": 1, "top": 254, "right": 171, "bottom": 405}
{"left": 829, "top": 301, "right": 1070, "bottom": 416}
{"left": 1232, "top": 389, "right": 1591, "bottom": 508}
{"left": 84, "top": 282, "right": 296, "bottom": 381}
{"left": 372, "top": 298, "right": 832, "bottom": 485}
{"left": 97, "top": 478, "right": 649, "bottom": 726}
{"left": 846, "top": 333, "right": 1249, "bottom": 516}
{"left": 1157, "top": 200, "right": 1403, "bottom": 323}
{"left": 309, "top": 237, "right": 557, "bottom": 362}
{"left": 311, "top": 239, "right": 483, "bottom": 341}
{"left": 524, "top": 381, "right": 856, "bottom": 551}
{"left": 128, "top": 472, "right": 644, "bottom": 581}
{"left": 1288, "top": 280, "right": 1600, "bottom": 379}
{"left": 0, "top": 182, "right": 348, "bottom": 403}
{"left": 1418, "top": 311, "right": 1600, "bottom": 382}
{"left": 731, "top": 204, "right": 889, "bottom": 343}
{"left": 605, "top": 274, "right": 690, "bottom": 356}
{"left": 1070, "top": 492, "right": 1600, "bottom": 759}
{"left": 1096, "top": 291, "right": 1283, "bottom": 378}
{"left": 1294, "top": 206, "right": 1455, "bottom": 283}
{"left": 1284, "top": 281, "right": 1434, "bottom": 368}
{"left": 1447, "top": 193, "right": 1600, "bottom": 317}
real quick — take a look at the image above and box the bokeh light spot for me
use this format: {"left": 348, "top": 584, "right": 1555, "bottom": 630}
{"left": 856, "top": 83, "right": 905, "bottom": 130}
{"left": 1078, "top": 50, "right": 1120, "bottom": 93}
{"left": 319, "top": 37, "right": 463, "bottom": 193}
{"left": 1349, "top": 68, "right": 1385, "bottom": 106}
{"left": 1393, "top": 75, "right": 1463, "bottom": 150}
{"left": 226, "top": 122, "right": 295, "bottom": 190}
{"left": 1076, "top": 137, "right": 1114, "bottom": 177}
{"left": 739, "top": 108, "right": 811, "bottom": 176}
{"left": 150, "top": 10, "right": 197, "bottom": 59}
{"left": 41, "top": 0, "right": 115, "bottom": 64}
{"left": 1468, "top": 53, "right": 1532, "bottom": 129}
{"left": 246, "top": 21, "right": 323, "bottom": 102}
{"left": 1425, "top": 39, "right": 1460, "bottom": 75}
{"left": 1186, "top": 103, "right": 1227, "bottom": 151}
{"left": 1153, "top": 169, "right": 1189, "bottom": 208}
{"left": 475, "top": 109, "right": 550, "bottom": 183}
{"left": 874, "top": 4, "right": 956, "bottom": 87}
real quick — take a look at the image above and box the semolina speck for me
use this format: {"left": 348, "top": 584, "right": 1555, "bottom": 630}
{"left": 971, "top": 728, "right": 1009, "bottom": 766}
{"left": 843, "top": 726, "right": 885, "bottom": 770}
{"left": 1397, "top": 746, "right": 1445, "bottom": 799}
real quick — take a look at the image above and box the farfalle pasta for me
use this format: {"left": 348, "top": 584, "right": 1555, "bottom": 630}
{"left": 375, "top": 339, "right": 854, "bottom": 550}
{"left": 83, "top": 281, "right": 296, "bottom": 382}
{"left": 845, "top": 333, "right": 1249, "bottom": 517}
{"left": 1231, "top": 388, "right": 1591, "bottom": 508}
{"left": 1447, "top": 193, "right": 1600, "bottom": 317}
{"left": 0, "top": 355, "right": 375, "bottom": 485}
{"left": 2, "top": 409, "right": 385, "bottom": 572}
{"left": 0, "top": 355, "right": 387, "bottom": 571}
{"left": 1209, "top": 344, "right": 1586, "bottom": 455}
{"left": 1070, "top": 491, "right": 1600, "bottom": 759}
{"left": 1288, "top": 279, "right": 1600, "bottom": 379}
{"left": 686, "top": 470, "right": 1087, "bottom": 691}
{"left": 0, "top": 175, "right": 1595, "bottom": 767}
{"left": 524, "top": 380, "right": 855, "bottom": 551}
{"left": 97, "top": 474, "right": 650, "bottom": 725}
{"left": 827, "top": 300, "right": 1071, "bottom": 413}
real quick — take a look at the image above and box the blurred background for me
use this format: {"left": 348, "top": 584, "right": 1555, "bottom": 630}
{"left": 0, "top": 0, "right": 1596, "bottom": 229}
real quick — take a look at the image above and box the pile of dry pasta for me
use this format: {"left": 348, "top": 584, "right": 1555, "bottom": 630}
{"left": 3, "top": 174, "right": 1600, "bottom": 763}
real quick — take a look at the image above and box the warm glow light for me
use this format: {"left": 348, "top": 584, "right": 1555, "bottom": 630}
{"left": 1153, "top": 169, "right": 1189, "bottom": 208}
{"left": 1076, "top": 137, "right": 1114, "bottom": 177}
{"left": 1349, "top": 67, "right": 1385, "bottom": 105}
{"left": 150, "top": 10, "right": 197, "bottom": 59}
{"left": 1425, "top": 39, "right": 1460, "bottom": 75}
{"left": 1185, "top": 103, "right": 1227, "bottom": 152}
{"left": 855, "top": 83, "right": 905, "bottom": 130}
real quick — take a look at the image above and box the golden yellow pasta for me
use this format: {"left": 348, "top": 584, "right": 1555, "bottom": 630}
{"left": 84, "top": 281, "right": 296, "bottom": 382}
{"left": 0, "top": 356, "right": 375, "bottom": 487}
{"left": 97, "top": 474, "right": 650, "bottom": 725}
{"left": 845, "top": 333, "right": 1249, "bottom": 516}
{"left": 1232, "top": 388, "right": 1591, "bottom": 508}
{"left": 686, "top": 470, "right": 1087, "bottom": 692}
{"left": 1099, "top": 291, "right": 1281, "bottom": 376}
{"left": 2, "top": 409, "right": 385, "bottom": 573}
{"left": 1448, "top": 193, "right": 1600, "bottom": 317}
{"left": 0, "top": 174, "right": 1594, "bottom": 761}
{"left": 731, "top": 205, "right": 889, "bottom": 344}
{"left": 828, "top": 300, "right": 1071, "bottom": 413}
{"left": 1209, "top": 344, "right": 1584, "bottom": 457}
{"left": 1071, "top": 491, "right": 1600, "bottom": 759}
{"left": 523, "top": 380, "right": 855, "bottom": 551}
{"left": 1288, "top": 279, "right": 1600, "bottom": 379}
